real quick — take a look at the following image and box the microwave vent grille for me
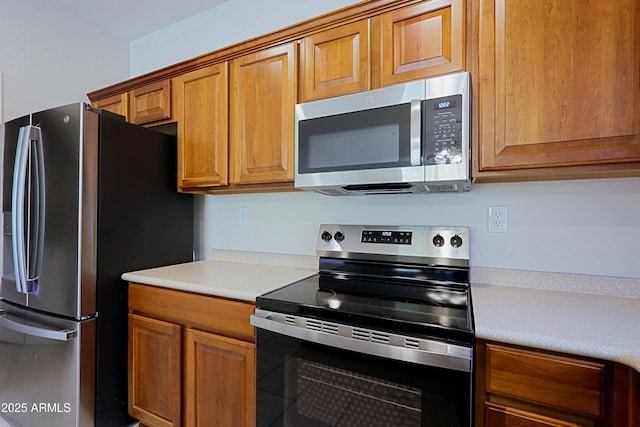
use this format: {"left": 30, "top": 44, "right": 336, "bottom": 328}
{"left": 423, "top": 183, "right": 469, "bottom": 193}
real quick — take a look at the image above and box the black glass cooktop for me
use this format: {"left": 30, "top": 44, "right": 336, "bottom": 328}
{"left": 256, "top": 272, "right": 474, "bottom": 345}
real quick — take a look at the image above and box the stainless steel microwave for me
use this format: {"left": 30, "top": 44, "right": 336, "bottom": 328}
{"left": 294, "top": 71, "right": 470, "bottom": 195}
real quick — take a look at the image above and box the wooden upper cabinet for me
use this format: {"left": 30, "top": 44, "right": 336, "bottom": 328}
{"left": 230, "top": 42, "right": 297, "bottom": 185}
{"left": 299, "top": 20, "right": 370, "bottom": 102}
{"left": 129, "top": 79, "right": 172, "bottom": 125}
{"left": 93, "top": 93, "right": 128, "bottom": 119}
{"left": 375, "top": 0, "right": 464, "bottom": 87}
{"left": 476, "top": 0, "right": 640, "bottom": 173}
{"left": 174, "top": 63, "right": 229, "bottom": 189}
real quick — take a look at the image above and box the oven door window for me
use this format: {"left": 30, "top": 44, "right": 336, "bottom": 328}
{"left": 257, "top": 329, "right": 472, "bottom": 427}
{"left": 297, "top": 103, "right": 415, "bottom": 173}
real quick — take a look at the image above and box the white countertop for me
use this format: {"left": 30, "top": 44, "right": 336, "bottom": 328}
{"left": 472, "top": 283, "right": 640, "bottom": 372}
{"left": 123, "top": 258, "right": 640, "bottom": 373}
{"left": 122, "top": 259, "right": 316, "bottom": 302}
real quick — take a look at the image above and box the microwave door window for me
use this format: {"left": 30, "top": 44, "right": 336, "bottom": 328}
{"left": 298, "top": 103, "right": 413, "bottom": 173}
{"left": 308, "top": 123, "right": 399, "bottom": 169}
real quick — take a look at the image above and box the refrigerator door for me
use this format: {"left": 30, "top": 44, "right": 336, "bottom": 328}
{"left": 0, "top": 301, "right": 96, "bottom": 427}
{"left": 2, "top": 103, "right": 98, "bottom": 318}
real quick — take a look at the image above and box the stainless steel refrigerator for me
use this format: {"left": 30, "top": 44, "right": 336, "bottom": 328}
{"left": 0, "top": 103, "right": 194, "bottom": 426}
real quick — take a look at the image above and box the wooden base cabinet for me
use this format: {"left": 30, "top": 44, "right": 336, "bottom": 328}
{"left": 129, "top": 314, "right": 182, "bottom": 427}
{"left": 184, "top": 329, "right": 255, "bottom": 427}
{"left": 128, "top": 283, "right": 256, "bottom": 427}
{"left": 485, "top": 403, "right": 582, "bottom": 427}
{"left": 476, "top": 340, "right": 640, "bottom": 427}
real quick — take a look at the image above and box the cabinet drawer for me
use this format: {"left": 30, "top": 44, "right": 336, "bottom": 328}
{"left": 129, "top": 283, "right": 255, "bottom": 342}
{"left": 486, "top": 344, "right": 605, "bottom": 418}
{"left": 485, "top": 402, "right": 582, "bottom": 427}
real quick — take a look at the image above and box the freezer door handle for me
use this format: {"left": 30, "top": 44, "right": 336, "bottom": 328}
{"left": 0, "top": 310, "right": 76, "bottom": 341}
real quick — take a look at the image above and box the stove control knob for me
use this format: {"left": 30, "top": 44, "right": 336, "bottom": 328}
{"left": 321, "top": 231, "right": 333, "bottom": 242}
{"left": 450, "top": 234, "right": 464, "bottom": 248}
{"left": 432, "top": 234, "right": 445, "bottom": 247}
{"left": 334, "top": 231, "right": 345, "bottom": 243}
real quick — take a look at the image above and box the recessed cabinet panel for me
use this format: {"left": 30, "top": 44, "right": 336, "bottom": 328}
{"left": 477, "top": 0, "right": 640, "bottom": 171}
{"left": 379, "top": 0, "right": 464, "bottom": 86}
{"left": 175, "top": 64, "right": 229, "bottom": 189}
{"left": 485, "top": 403, "right": 582, "bottom": 427}
{"left": 128, "top": 314, "right": 182, "bottom": 427}
{"left": 129, "top": 80, "right": 172, "bottom": 125}
{"left": 486, "top": 343, "right": 605, "bottom": 418}
{"left": 93, "top": 93, "right": 128, "bottom": 119}
{"left": 185, "top": 329, "right": 256, "bottom": 427}
{"left": 230, "top": 42, "right": 297, "bottom": 184}
{"left": 300, "top": 20, "right": 370, "bottom": 101}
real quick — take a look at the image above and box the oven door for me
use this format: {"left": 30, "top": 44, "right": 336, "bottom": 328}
{"left": 252, "top": 312, "right": 473, "bottom": 427}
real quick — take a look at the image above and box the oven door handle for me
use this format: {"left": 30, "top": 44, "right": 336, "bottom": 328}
{"left": 251, "top": 310, "right": 472, "bottom": 373}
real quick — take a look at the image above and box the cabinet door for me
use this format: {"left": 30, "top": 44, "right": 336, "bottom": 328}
{"left": 485, "top": 403, "right": 582, "bottom": 427}
{"left": 93, "top": 93, "right": 129, "bottom": 120}
{"left": 184, "top": 328, "right": 256, "bottom": 427}
{"left": 129, "top": 79, "right": 172, "bottom": 125}
{"left": 230, "top": 42, "right": 297, "bottom": 184}
{"left": 300, "top": 20, "right": 369, "bottom": 102}
{"left": 175, "top": 64, "right": 229, "bottom": 189}
{"left": 476, "top": 0, "right": 640, "bottom": 172}
{"left": 376, "top": 0, "right": 464, "bottom": 86}
{"left": 128, "top": 314, "right": 182, "bottom": 427}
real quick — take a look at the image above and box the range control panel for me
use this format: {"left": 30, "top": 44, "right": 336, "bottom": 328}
{"left": 317, "top": 224, "right": 469, "bottom": 265}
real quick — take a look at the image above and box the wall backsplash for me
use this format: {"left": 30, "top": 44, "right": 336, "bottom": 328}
{"left": 200, "top": 177, "right": 640, "bottom": 280}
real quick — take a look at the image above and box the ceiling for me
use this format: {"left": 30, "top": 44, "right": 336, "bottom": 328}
{"left": 49, "top": 0, "right": 232, "bottom": 41}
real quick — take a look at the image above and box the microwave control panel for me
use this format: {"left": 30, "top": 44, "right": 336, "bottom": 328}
{"left": 423, "top": 95, "right": 463, "bottom": 165}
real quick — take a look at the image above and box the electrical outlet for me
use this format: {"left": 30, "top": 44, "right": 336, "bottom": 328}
{"left": 238, "top": 207, "right": 248, "bottom": 225}
{"left": 488, "top": 206, "right": 508, "bottom": 233}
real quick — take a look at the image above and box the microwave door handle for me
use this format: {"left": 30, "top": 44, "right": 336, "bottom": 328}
{"left": 410, "top": 99, "right": 422, "bottom": 166}
{"left": 0, "top": 310, "right": 76, "bottom": 341}
{"left": 11, "top": 126, "right": 30, "bottom": 294}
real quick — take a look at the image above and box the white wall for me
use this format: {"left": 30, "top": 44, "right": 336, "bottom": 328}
{"left": 0, "top": 0, "right": 130, "bottom": 121}
{"left": 132, "top": 0, "right": 640, "bottom": 280}
{"left": 130, "top": 0, "right": 360, "bottom": 76}
{"left": 202, "top": 178, "right": 640, "bottom": 279}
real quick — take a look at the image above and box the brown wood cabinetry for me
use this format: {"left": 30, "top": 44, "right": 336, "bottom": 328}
{"left": 374, "top": 0, "right": 464, "bottom": 87}
{"left": 485, "top": 403, "right": 581, "bottom": 427}
{"left": 299, "top": 20, "right": 370, "bottom": 102}
{"left": 174, "top": 63, "right": 229, "bottom": 189}
{"left": 230, "top": 42, "right": 297, "bottom": 185}
{"left": 299, "top": 0, "right": 465, "bottom": 102}
{"left": 129, "top": 79, "right": 172, "bottom": 125}
{"left": 88, "top": 0, "right": 640, "bottom": 189}
{"left": 93, "top": 93, "right": 129, "bottom": 119}
{"left": 128, "top": 283, "right": 256, "bottom": 427}
{"left": 473, "top": 0, "right": 640, "bottom": 178}
{"left": 129, "top": 314, "right": 182, "bottom": 427}
{"left": 184, "top": 329, "right": 255, "bottom": 427}
{"left": 476, "top": 340, "right": 640, "bottom": 427}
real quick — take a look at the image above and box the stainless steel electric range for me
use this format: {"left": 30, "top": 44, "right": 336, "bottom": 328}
{"left": 251, "top": 224, "right": 474, "bottom": 427}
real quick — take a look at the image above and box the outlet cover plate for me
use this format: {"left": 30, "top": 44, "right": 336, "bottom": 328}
{"left": 488, "top": 206, "right": 508, "bottom": 233}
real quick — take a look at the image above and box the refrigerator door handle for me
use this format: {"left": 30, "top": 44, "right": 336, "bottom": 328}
{"left": 11, "top": 125, "right": 46, "bottom": 294}
{"left": 0, "top": 310, "right": 76, "bottom": 341}
{"left": 11, "top": 127, "right": 29, "bottom": 293}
